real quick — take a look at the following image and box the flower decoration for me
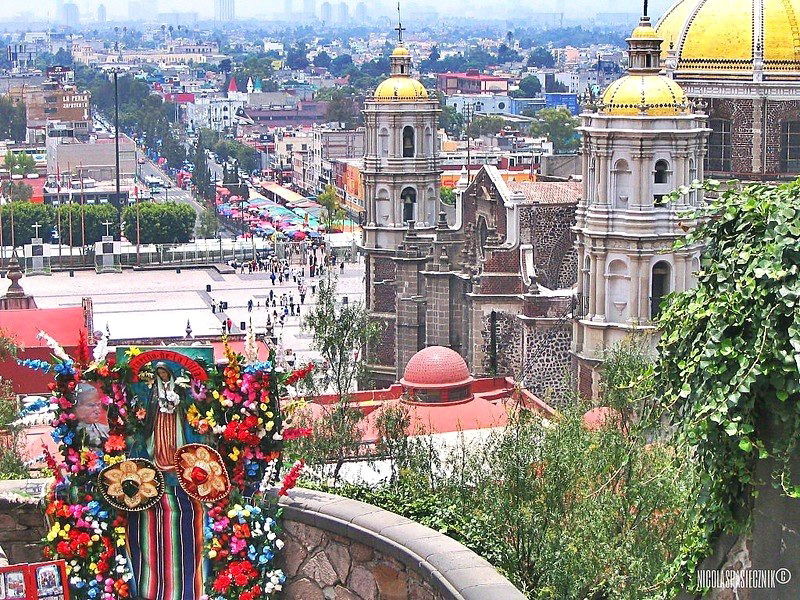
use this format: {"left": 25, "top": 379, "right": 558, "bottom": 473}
{"left": 176, "top": 444, "right": 231, "bottom": 503}
{"left": 99, "top": 459, "right": 165, "bottom": 511}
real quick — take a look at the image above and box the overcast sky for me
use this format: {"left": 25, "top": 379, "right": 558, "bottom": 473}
{"left": 33, "top": 0, "right": 674, "bottom": 21}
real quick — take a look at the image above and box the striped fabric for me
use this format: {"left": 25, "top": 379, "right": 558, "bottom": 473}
{"left": 127, "top": 486, "right": 206, "bottom": 600}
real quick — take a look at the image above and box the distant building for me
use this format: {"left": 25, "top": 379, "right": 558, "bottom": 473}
{"left": 157, "top": 12, "right": 199, "bottom": 27}
{"left": 336, "top": 2, "right": 349, "bottom": 24}
{"left": 303, "top": 0, "right": 316, "bottom": 20}
{"left": 320, "top": 1, "right": 332, "bottom": 23}
{"left": 19, "top": 80, "right": 92, "bottom": 143}
{"left": 97, "top": 3, "right": 107, "bottom": 23}
{"left": 62, "top": 2, "right": 79, "bottom": 28}
{"left": 128, "top": 0, "right": 158, "bottom": 21}
{"left": 445, "top": 93, "right": 512, "bottom": 116}
{"left": 354, "top": 1, "right": 368, "bottom": 22}
{"left": 214, "top": 0, "right": 235, "bottom": 22}
{"left": 437, "top": 70, "right": 510, "bottom": 95}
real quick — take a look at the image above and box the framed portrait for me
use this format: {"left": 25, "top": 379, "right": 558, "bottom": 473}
{"left": 2, "top": 570, "right": 25, "bottom": 600}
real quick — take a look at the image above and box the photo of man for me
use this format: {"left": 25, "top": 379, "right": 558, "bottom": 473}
{"left": 73, "top": 383, "right": 110, "bottom": 449}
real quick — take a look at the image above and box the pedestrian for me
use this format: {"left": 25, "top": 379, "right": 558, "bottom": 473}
{"left": 311, "top": 283, "right": 316, "bottom": 294}
{"left": 340, "top": 261, "right": 345, "bottom": 273}
{"left": 269, "top": 289, "right": 274, "bottom": 301}
{"left": 211, "top": 300, "right": 217, "bottom": 314}
{"left": 289, "top": 296, "right": 295, "bottom": 316}
{"left": 247, "top": 299, "right": 253, "bottom": 313}
{"left": 226, "top": 318, "right": 233, "bottom": 332}
{"left": 270, "top": 272, "right": 276, "bottom": 285}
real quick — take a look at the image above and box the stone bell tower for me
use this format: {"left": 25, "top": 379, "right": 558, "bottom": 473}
{"left": 361, "top": 20, "right": 442, "bottom": 387}
{"left": 572, "top": 12, "right": 711, "bottom": 399}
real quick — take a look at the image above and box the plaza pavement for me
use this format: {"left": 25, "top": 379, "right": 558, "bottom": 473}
{"left": 0, "top": 261, "right": 366, "bottom": 364}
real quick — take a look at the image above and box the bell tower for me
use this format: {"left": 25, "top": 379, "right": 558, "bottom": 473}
{"left": 361, "top": 16, "right": 442, "bottom": 387}
{"left": 572, "top": 10, "right": 711, "bottom": 399}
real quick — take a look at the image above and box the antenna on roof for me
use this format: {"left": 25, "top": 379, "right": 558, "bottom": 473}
{"left": 395, "top": 2, "right": 406, "bottom": 44}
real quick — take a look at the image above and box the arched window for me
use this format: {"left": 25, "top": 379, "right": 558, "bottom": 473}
{"left": 689, "top": 158, "right": 698, "bottom": 203}
{"left": 379, "top": 127, "right": 389, "bottom": 157}
{"left": 580, "top": 255, "right": 591, "bottom": 317}
{"left": 607, "top": 259, "right": 629, "bottom": 322}
{"left": 613, "top": 159, "right": 631, "bottom": 208}
{"left": 706, "top": 118, "right": 732, "bottom": 172}
{"left": 401, "top": 187, "right": 417, "bottom": 222}
{"left": 654, "top": 159, "right": 669, "bottom": 183}
{"left": 650, "top": 261, "right": 672, "bottom": 319}
{"left": 781, "top": 120, "right": 800, "bottom": 172}
{"left": 402, "top": 126, "right": 415, "bottom": 158}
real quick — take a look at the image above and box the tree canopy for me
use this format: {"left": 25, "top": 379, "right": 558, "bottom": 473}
{"left": 528, "top": 107, "right": 580, "bottom": 154}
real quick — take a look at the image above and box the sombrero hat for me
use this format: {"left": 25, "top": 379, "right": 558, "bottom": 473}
{"left": 175, "top": 444, "right": 231, "bottom": 503}
{"left": 99, "top": 458, "right": 165, "bottom": 512}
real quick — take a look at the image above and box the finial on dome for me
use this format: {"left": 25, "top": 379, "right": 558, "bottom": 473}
{"left": 395, "top": 2, "right": 405, "bottom": 44}
{"left": 643, "top": 0, "right": 648, "bottom": 17}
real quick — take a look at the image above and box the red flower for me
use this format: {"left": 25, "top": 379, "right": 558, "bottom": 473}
{"left": 278, "top": 460, "right": 305, "bottom": 496}
{"left": 282, "top": 427, "right": 312, "bottom": 441}
{"left": 213, "top": 573, "right": 232, "bottom": 593}
{"left": 104, "top": 434, "right": 126, "bottom": 454}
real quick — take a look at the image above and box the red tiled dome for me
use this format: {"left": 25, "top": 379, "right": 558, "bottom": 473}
{"left": 400, "top": 346, "right": 474, "bottom": 390}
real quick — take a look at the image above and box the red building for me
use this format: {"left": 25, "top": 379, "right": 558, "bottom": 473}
{"left": 306, "top": 346, "right": 554, "bottom": 443}
{"left": 436, "top": 69, "right": 510, "bottom": 95}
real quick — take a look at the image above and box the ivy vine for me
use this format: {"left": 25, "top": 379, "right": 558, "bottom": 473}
{"left": 657, "top": 178, "right": 800, "bottom": 575}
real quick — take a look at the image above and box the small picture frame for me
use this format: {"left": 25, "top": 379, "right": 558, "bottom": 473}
{"left": 0, "top": 560, "right": 69, "bottom": 600}
{"left": 1, "top": 570, "right": 25, "bottom": 600}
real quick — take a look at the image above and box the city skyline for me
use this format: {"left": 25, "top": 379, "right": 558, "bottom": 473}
{"left": 29, "top": 0, "right": 675, "bottom": 22}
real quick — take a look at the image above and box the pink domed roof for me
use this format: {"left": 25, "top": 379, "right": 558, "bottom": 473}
{"left": 400, "top": 346, "right": 474, "bottom": 390}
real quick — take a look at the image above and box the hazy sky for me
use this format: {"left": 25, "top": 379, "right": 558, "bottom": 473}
{"left": 35, "top": 0, "right": 674, "bottom": 21}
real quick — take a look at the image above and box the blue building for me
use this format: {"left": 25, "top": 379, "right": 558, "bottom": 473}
{"left": 544, "top": 93, "right": 580, "bottom": 115}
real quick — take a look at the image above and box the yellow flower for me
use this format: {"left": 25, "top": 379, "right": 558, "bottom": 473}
{"left": 212, "top": 390, "right": 220, "bottom": 399}
{"left": 265, "top": 421, "right": 274, "bottom": 432}
{"left": 125, "top": 346, "right": 142, "bottom": 357}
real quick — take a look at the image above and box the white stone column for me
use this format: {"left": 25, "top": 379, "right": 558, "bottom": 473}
{"left": 593, "top": 251, "right": 607, "bottom": 322}
{"left": 588, "top": 252, "right": 598, "bottom": 317}
{"left": 629, "top": 255, "right": 641, "bottom": 323}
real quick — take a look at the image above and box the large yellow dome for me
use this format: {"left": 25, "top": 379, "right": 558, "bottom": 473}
{"left": 373, "top": 76, "right": 429, "bottom": 101}
{"left": 657, "top": 0, "right": 800, "bottom": 80}
{"left": 600, "top": 74, "right": 690, "bottom": 116}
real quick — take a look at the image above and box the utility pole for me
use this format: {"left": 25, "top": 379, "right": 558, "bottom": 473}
{"left": 113, "top": 69, "right": 122, "bottom": 238}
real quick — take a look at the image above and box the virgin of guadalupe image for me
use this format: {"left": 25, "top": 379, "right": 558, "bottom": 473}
{"left": 126, "top": 362, "right": 208, "bottom": 600}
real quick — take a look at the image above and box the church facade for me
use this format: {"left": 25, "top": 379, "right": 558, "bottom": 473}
{"left": 359, "top": 42, "right": 581, "bottom": 402}
{"left": 658, "top": 0, "right": 800, "bottom": 180}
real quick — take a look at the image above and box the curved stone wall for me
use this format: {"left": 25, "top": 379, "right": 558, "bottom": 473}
{"left": 279, "top": 488, "right": 526, "bottom": 600}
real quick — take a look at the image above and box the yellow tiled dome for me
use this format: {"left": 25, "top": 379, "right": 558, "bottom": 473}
{"left": 391, "top": 46, "right": 411, "bottom": 57}
{"left": 373, "top": 76, "right": 429, "bottom": 101}
{"left": 630, "top": 24, "right": 659, "bottom": 39}
{"left": 657, "top": 0, "right": 800, "bottom": 79}
{"left": 600, "top": 74, "right": 689, "bottom": 116}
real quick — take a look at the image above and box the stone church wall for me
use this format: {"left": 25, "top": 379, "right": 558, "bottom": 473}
{"left": 479, "top": 310, "right": 524, "bottom": 378}
{"left": 520, "top": 204, "right": 577, "bottom": 290}
{"left": 522, "top": 319, "right": 575, "bottom": 408}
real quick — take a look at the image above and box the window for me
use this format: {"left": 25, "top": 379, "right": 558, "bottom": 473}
{"left": 498, "top": 101, "right": 506, "bottom": 110}
{"left": 654, "top": 159, "right": 669, "bottom": 184}
{"left": 401, "top": 187, "right": 417, "bottom": 222}
{"left": 706, "top": 118, "right": 732, "bottom": 172}
{"left": 781, "top": 121, "right": 800, "bottom": 172}
{"left": 402, "top": 126, "right": 415, "bottom": 158}
{"left": 651, "top": 261, "right": 672, "bottom": 319}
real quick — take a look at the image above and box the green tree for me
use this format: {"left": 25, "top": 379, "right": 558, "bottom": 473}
{"left": 198, "top": 207, "right": 219, "bottom": 239}
{"left": 466, "top": 115, "right": 508, "bottom": 138}
{"left": 528, "top": 47, "right": 556, "bottom": 68}
{"left": 192, "top": 141, "right": 214, "bottom": 200}
{"left": 314, "top": 50, "right": 332, "bottom": 69}
{"left": 511, "top": 75, "right": 542, "bottom": 98}
{"left": 440, "top": 186, "right": 456, "bottom": 206}
{"left": 55, "top": 203, "right": 119, "bottom": 245}
{"left": 122, "top": 202, "right": 195, "bottom": 244}
{"left": 286, "top": 43, "right": 310, "bottom": 70}
{"left": 3, "top": 152, "right": 36, "bottom": 176}
{"left": 528, "top": 107, "right": 580, "bottom": 153}
{"left": 294, "top": 276, "right": 380, "bottom": 483}
{"left": 0, "top": 202, "right": 54, "bottom": 245}
{"left": 317, "top": 185, "right": 344, "bottom": 232}
{"left": 0, "top": 97, "right": 27, "bottom": 143}
{"left": 323, "top": 90, "right": 359, "bottom": 128}
{"left": 329, "top": 54, "right": 354, "bottom": 77}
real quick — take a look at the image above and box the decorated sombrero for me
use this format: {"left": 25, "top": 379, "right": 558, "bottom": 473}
{"left": 175, "top": 444, "right": 231, "bottom": 503}
{"left": 99, "top": 458, "right": 165, "bottom": 511}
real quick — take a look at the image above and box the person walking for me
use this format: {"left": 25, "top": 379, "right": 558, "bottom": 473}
{"left": 270, "top": 272, "right": 276, "bottom": 285}
{"left": 247, "top": 299, "right": 253, "bottom": 313}
{"left": 211, "top": 299, "right": 217, "bottom": 314}
{"left": 289, "top": 296, "right": 295, "bottom": 316}
{"left": 226, "top": 318, "right": 233, "bottom": 332}
{"left": 299, "top": 288, "right": 306, "bottom": 305}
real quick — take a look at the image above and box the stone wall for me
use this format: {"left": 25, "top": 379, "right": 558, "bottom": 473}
{"left": 522, "top": 321, "right": 574, "bottom": 407}
{"left": 0, "top": 495, "right": 47, "bottom": 565}
{"left": 280, "top": 489, "right": 527, "bottom": 600}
